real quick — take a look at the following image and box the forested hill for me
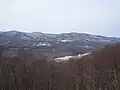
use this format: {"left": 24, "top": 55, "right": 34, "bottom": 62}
{"left": 0, "top": 44, "right": 120, "bottom": 89}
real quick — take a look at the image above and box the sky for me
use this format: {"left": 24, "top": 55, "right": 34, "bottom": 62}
{"left": 0, "top": 0, "right": 120, "bottom": 37}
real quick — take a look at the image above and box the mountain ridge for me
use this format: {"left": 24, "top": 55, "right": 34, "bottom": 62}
{"left": 0, "top": 30, "right": 119, "bottom": 54}
{"left": 1, "top": 30, "right": 119, "bottom": 38}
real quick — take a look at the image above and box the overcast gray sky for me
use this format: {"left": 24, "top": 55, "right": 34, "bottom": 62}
{"left": 0, "top": 0, "right": 120, "bottom": 36}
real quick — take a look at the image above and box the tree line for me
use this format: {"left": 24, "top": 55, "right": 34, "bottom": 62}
{"left": 0, "top": 44, "right": 120, "bottom": 90}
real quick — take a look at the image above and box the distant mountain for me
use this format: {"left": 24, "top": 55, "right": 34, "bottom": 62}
{"left": 0, "top": 30, "right": 119, "bottom": 55}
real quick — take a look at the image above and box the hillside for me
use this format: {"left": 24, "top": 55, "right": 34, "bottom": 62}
{"left": 0, "top": 43, "right": 120, "bottom": 90}
{"left": 0, "top": 31, "right": 119, "bottom": 58}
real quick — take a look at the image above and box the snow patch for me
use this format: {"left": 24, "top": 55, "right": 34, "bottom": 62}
{"left": 54, "top": 56, "right": 73, "bottom": 62}
{"left": 35, "top": 42, "right": 51, "bottom": 46}
{"left": 77, "top": 53, "right": 91, "bottom": 58}
{"left": 58, "top": 40, "right": 73, "bottom": 42}
{"left": 54, "top": 53, "right": 91, "bottom": 62}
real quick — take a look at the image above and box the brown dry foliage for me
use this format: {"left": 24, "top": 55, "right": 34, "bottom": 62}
{"left": 0, "top": 44, "right": 120, "bottom": 90}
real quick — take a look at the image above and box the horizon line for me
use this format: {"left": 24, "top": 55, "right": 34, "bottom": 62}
{"left": 0, "top": 28, "right": 119, "bottom": 38}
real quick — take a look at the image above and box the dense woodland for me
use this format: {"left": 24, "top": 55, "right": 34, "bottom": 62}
{"left": 0, "top": 44, "right": 120, "bottom": 90}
